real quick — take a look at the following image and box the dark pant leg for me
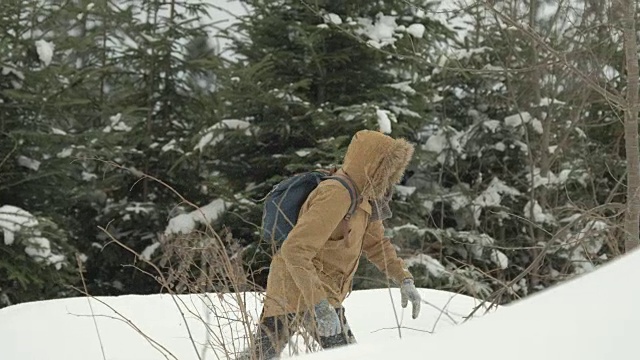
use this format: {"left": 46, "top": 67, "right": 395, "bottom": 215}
{"left": 248, "top": 313, "right": 296, "bottom": 360}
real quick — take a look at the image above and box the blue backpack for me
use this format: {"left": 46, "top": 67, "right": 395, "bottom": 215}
{"left": 261, "top": 169, "right": 359, "bottom": 246}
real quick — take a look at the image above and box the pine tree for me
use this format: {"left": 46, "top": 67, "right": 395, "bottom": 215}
{"left": 72, "top": 0, "right": 227, "bottom": 295}
{"left": 385, "top": 0, "right": 623, "bottom": 302}
{"left": 1, "top": 0, "right": 229, "bottom": 303}
{"left": 0, "top": 0, "right": 89, "bottom": 306}
{"left": 191, "top": 0, "right": 452, "bottom": 288}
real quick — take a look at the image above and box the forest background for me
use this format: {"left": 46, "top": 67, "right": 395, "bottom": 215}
{"left": 1, "top": 0, "right": 638, "bottom": 310}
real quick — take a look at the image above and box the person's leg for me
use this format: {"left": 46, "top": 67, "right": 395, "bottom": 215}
{"left": 339, "top": 307, "right": 357, "bottom": 345}
{"left": 239, "top": 312, "right": 296, "bottom": 360}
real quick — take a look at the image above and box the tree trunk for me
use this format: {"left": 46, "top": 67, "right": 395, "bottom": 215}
{"left": 621, "top": 0, "right": 640, "bottom": 252}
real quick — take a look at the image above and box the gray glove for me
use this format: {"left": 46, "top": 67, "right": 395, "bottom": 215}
{"left": 400, "top": 278, "right": 421, "bottom": 319}
{"left": 314, "top": 299, "right": 342, "bottom": 337}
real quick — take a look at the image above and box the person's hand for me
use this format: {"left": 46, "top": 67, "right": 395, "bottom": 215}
{"left": 400, "top": 278, "right": 421, "bottom": 319}
{"left": 314, "top": 299, "right": 342, "bottom": 337}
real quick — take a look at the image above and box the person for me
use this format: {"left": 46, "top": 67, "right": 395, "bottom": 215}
{"left": 240, "top": 129, "right": 422, "bottom": 359}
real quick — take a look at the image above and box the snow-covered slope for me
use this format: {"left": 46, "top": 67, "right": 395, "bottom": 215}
{"left": 8, "top": 247, "right": 635, "bottom": 360}
{"left": 0, "top": 288, "right": 491, "bottom": 360}
{"left": 301, "top": 248, "right": 640, "bottom": 360}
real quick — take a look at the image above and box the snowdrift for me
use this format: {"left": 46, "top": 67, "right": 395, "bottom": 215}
{"left": 4, "top": 248, "right": 637, "bottom": 360}
{"left": 301, "top": 248, "right": 640, "bottom": 360}
{"left": 0, "top": 287, "right": 491, "bottom": 360}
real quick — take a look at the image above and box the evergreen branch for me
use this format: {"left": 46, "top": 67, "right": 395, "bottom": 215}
{"left": 478, "top": 0, "right": 625, "bottom": 109}
{"left": 297, "top": 0, "right": 556, "bottom": 76}
{"left": 0, "top": 171, "right": 65, "bottom": 191}
{"left": 0, "top": 132, "right": 18, "bottom": 170}
{"left": 462, "top": 201, "right": 622, "bottom": 321}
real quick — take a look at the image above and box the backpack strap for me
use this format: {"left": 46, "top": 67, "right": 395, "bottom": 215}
{"left": 323, "top": 173, "right": 360, "bottom": 220}
{"left": 307, "top": 168, "right": 360, "bottom": 239}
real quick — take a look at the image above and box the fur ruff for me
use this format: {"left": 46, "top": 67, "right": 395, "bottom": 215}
{"left": 341, "top": 130, "right": 415, "bottom": 200}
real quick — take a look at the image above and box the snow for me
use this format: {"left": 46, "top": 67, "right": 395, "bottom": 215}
{"left": 194, "top": 132, "right": 215, "bottom": 151}
{"left": 405, "top": 23, "right": 425, "bottom": 38}
{"left": 102, "top": 113, "right": 131, "bottom": 133}
{"left": 602, "top": 65, "right": 619, "bottom": 81}
{"left": 394, "top": 185, "right": 416, "bottom": 199}
{"left": 141, "top": 242, "right": 161, "bottom": 261}
{"left": 391, "top": 223, "right": 427, "bottom": 237}
{"left": 530, "top": 118, "right": 543, "bottom": 134}
{"left": 493, "top": 142, "right": 506, "bottom": 151}
{"left": 17, "top": 155, "right": 41, "bottom": 171}
{"left": 125, "top": 202, "right": 154, "bottom": 215}
{"left": 471, "top": 177, "right": 521, "bottom": 226}
{"left": 164, "top": 199, "right": 230, "bottom": 235}
{"left": 82, "top": 171, "right": 98, "bottom": 181}
{"left": 0, "top": 205, "right": 65, "bottom": 268}
{"left": 57, "top": 147, "right": 73, "bottom": 158}
{"left": 355, "top": 13, "right": 400, "bottom": 49}
{"left": 270, "top": 89, "right": 306, "bottom": 104}
{"left": 538, "top": 97, "right": 566, "bottom": 106}
{"left": 490, "top": 250, "right": 509, "bottom": 270}
{"left": 2, "top": 65, "right": 25, "bottom": 89}
{"left": 300, "top": 248, "right": 640, "bottom": 360}
{"left": 7, "top": 247, "right": 639, "bottom": 360}
{"left": 512, "top": 139, "right": 529, "bottom": 153}
{"left": 504, "top": 111, "right": 543, "bottom": 134}
{"left": 458, "top": 232, "right": 508, "bottom": 270}
{"left": 404, "top": 254, "right": 448, "bottom": 277}
{"left": 0, "top": 205, "right": 38, "bottom": 245}
{"left": 35, "top": 39, "right": 54, "bottom": 66}
{"left": 388, "top": 105, "right": 420, "bottom": 118}
{"left": 376, "top": 109, "right": 393, "bottom": 133}
{"left": 387, "top": 81, "right": 416, "bottom": 95}
{"left": 482, "top": 119, "right": 501, "bottom": 132}
{"left": 24, "top": 236, "right": 52, "bottom": 258}
{"left": 447, "top": 191, "right": 471, "bottom": 211}
{"left": 24, "top": 237, "right": 66, "bottom": 270}
{"left": 523, "top": 200, "right": 555, "bottom": 225}
{"left": 423, "top": 128, "right": 465, "bottom": 165}
{"left": 0, "top": 288, "right": 492, "bottom": 360}
{"left": 448, "top": 46, "right": 490, "bottom": 60}
{"left": 504, "top": 111, "right": 533, "bottom": 127}
{"left": 323, "top": 13, "right": 342, "bottom": 25}
{"left": 194, "top": 119, "right": 251, "bottom": 152}
{"left": 161, "top": 139, "right": 179, "bottom": 153}
{"left": 527, "top": 167, "right": 580, "bottom": 189}
{"left": 1, "top": 65, "right": 24, "bottom": 80}
{"left": 3, "top": 232, "right": 14, "bottom": 246}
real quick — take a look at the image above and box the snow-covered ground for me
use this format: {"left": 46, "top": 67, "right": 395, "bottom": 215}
{"left": 0, "top": 287, "right": 491, "bottom": 360}
{"left": 3, "top": 247, "right": 637, "bottom": 360}
{"left": 303, "top": 248, "right": 640, "bottom": 360}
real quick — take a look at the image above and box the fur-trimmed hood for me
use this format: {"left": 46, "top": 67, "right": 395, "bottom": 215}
{"left": 339, "top": 130, "right": 415, "bottom": 199}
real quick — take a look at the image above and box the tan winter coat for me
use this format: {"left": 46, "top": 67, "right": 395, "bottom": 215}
{"left": 261, "top": 130, "right": 415, "bottom": 318}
